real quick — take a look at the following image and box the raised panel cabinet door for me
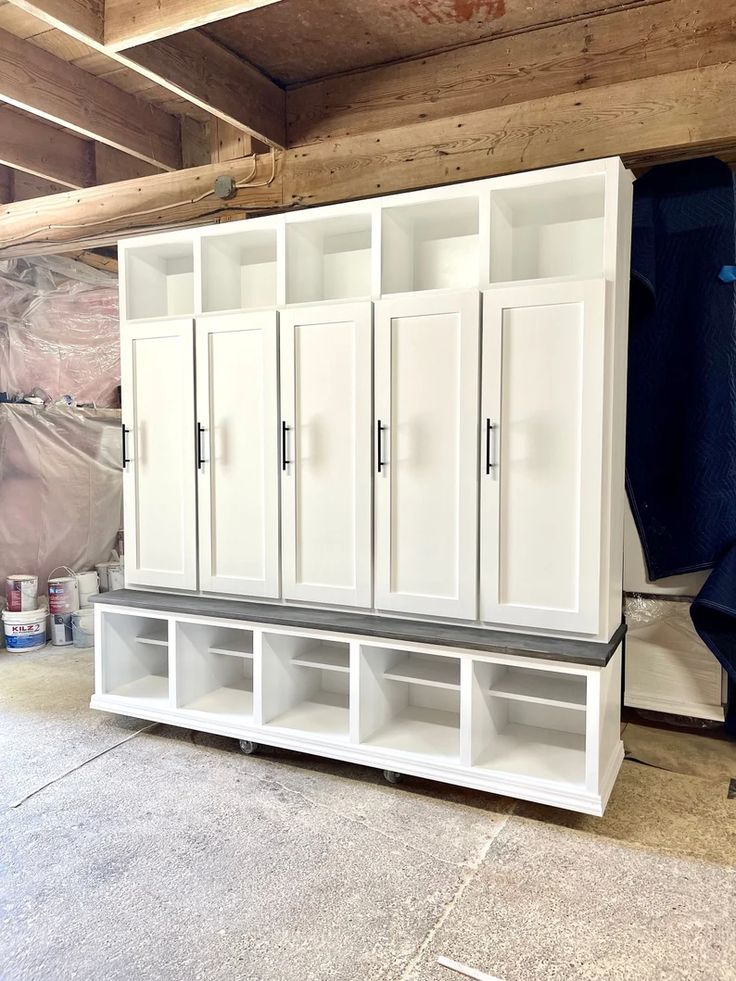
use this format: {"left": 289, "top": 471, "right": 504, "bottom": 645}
{"left": 121, "top": 318, "right": 197, "bottom": 591}
{"left": 280, "top": 302, "right": 373, "bottom": 608}
{"left": 196, "top": 311, "right": 280, "bottom": 598}
{"left": 480, "top": 279, "right": 607, "bottom": 634}
{"left": 374, "top": 290, "right": 480, "bottom": 619}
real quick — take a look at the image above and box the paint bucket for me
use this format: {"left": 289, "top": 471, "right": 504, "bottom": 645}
{"left": 51, "top": 612, "right": 73, "bottom": 647}
{"left": 108, "top": 564, "right": 124, "bottom": 591}
{"left": 72, "top": 609, "right": 95, "bottom": 648}
{"left": 3, "top": 606, "right": 47, "bottom": 652}
{"left": 6, "top": 574, "right": 39, "bottom": 612}
{"left": 48, "top": 566, "right": 80, "bottom": 614}
{"left": 96, "top": 561, "right": 121, "bottom": 593}
{"left": 75, "top": 570, "right": 99, "bottom": 608}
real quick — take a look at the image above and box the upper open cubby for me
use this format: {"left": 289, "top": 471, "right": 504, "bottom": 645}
{"left": 489, "top": 175, "right": 606, "bottom": 283}
{"left": 382, "top": 196, "right": 479, "bottom": 294}
{"left": 286, "top": 214, "right": 372, "bottom": 304}
{"left": 124, "top": 241, "right": 194, "bottom": 320}
{"left": 201, "top": 228, "right": 278, "bottom": 313}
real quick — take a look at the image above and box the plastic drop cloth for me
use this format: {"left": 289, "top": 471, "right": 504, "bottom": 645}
{"left": 0, "top": 255, "right": 120, "bottom": 407}
{"left": 0, "top": 404, "right": 122, "bottom": 593}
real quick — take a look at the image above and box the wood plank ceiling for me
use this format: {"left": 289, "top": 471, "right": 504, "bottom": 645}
{"left": 0, "top": 0, "right": 734, "bottom": 256}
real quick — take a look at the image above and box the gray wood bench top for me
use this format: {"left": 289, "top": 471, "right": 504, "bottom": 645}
{"left": 91, "top": 589, "right": 624, "bottom": 667}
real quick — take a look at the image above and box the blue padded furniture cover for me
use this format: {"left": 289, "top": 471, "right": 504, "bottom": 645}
{"left": 626, "top": 157, "right": 736, "bottom": 729}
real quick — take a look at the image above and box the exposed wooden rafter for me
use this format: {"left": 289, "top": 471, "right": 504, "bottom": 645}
{"left": 288, "top": 0, "right": 736, "bottom": 145}
{"left": 5, "top": 0, "right": 287, "bottom": 148}
{"left": 0, "top": 27, "right": 181, "bottom": 169}
{"left": 0, "top": 105, "right": 93, "bottom": 188}
{"left": 0, "top": 152, "right": 282, "bottom": 256}
{"left": 103, "top": 0, "right": 286, "bottom": 49}
{"left": 122, "top": 31, "right": 286, "bottom": 148}
{"left": 2, "top": 57, "right": 736, "bottom": 257}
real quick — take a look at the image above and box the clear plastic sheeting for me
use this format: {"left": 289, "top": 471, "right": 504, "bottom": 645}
{"left": 0, "top": 255, "right": 120, "bottom": 407}
{"left": 624, "top": 594, "right": 726, "bottom": 723}
{"left": 0, "top": 404, "right": 123, "bottom": 593}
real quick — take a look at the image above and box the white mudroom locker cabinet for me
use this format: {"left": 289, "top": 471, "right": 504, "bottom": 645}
{"left": 106, "top": 157, "right": 634, "bottom": 815}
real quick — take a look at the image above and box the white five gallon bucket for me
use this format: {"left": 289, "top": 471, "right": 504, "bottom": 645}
{"left": 75, "top": 570, "right": 99, "bottom": 608}
{"left": 48, "top": 567, "right": 80, "bottom": 614}
{"left": 108, "top": 564, "right": 124, "bottom": 591}
{"left": 72, "top": 608, "right": 95, "bottom": 648}
{"left": 6, "top": 574, "right": 39, "bottom": 612}
{"left": 96, "top": 561, "right": 121, "bottom": 593}
{"left": 3, "top": 607, "right": 47, "bottom": 652}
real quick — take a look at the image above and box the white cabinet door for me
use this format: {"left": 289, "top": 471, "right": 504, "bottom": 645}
{"left": 121, "top": 318, "right": 197, "bottom": 591}
{"left": 374, "top": 290, "right": 480, "bottom": 619}
{"left": 480, "top": 280, "right": 606, "bottom": 634}
{"left": 196, "top": 311, "right": 280, "bottom": 598}
{"left": 280, "top": 302, "right": 373, "bottom": 608}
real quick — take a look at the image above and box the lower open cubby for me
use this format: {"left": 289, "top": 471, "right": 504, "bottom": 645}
{"left": 92, "top": 603, "right": 623, "bottom": 815}
{"left": 261, "top": 632, "right": 351, "bottom": 741}
{"left": 358, "top": 646, "right": 462, "bottom": 763}
{"left": 100, "top": 612, "right": 170, "bottom": 706}
{"left": 175, "top": 622, "right": 254, "bottom": 723}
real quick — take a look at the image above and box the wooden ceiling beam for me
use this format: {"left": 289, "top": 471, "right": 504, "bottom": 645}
{"left": 5, "top": 1, "right": 286, "bottom": 148}
{"left": 288, "top": 0, "right": 736, "bottom": 145}
{"left": 1, "top": 58, "right": 735, "bottom": 256}
{"left": 5, "top": 0, "right": 104, "bottom": 43}
{"left": 0, "top": 152, "right": 282, "bottom": 256}
{"left": 285, "top": 62, "right": 736, "bottom": 207}
{"left": 0, "top": 105, "right": 94, "bottom": 187}
{"left": 123, "top": 32, "right": 286, "bottom": 148}
{"left": 103, "top": 0, "right": 286, "bottom": 50}
{"left": 0, "top": 27, "right": 181, "bottom": 169}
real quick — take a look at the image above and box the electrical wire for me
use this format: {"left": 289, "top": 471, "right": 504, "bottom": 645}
{"left": 0, "top": 147, "right": 277, "bottom": 250}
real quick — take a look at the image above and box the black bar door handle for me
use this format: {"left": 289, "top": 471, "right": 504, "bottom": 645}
{"left": 282, "top": 421, "right": 291, "bottom": 471}
{"left": 196, "top": 423, "right": 205, "bottom": 471}
{"left": 485, "top": 419, "right": 497, "bottom": 475}
{"left": 377, "top": 420, "right": 386, "bottom": 473}
{"left": 121, "top": 424, "right": 130, "bottom": 468}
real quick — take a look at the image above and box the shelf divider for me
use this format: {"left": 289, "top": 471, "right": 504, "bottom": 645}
{"left": 291, "top": 647, "right": 350, "bottom": 673}
{"left": 489, "top": 669, "right": 586, "bottom": 710}
{"left": 383, "top": 655, "right": 461, "bottom": 690}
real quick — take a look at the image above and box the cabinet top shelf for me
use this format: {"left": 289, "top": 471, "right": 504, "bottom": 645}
{"left": 93, "top": 591, "right": 625, "bottom": 667}
{"left": 118, "top": 158, "right": 631, "bottom": 322}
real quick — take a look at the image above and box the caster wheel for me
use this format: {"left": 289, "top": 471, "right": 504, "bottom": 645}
{"left": 383, "top": 770, "right": 403, "bottom": 785}
{"left": 239, "top": 740, "right": 260, "bottom": 756}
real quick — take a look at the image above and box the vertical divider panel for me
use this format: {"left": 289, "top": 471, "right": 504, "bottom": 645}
{"left": 460, "top": 657, "right": 474, "bottom": 767}
{"left": 349, "top": 640, "right": 362, "bottom": 744}
{"left": 192, "top": 231, "right": 204, "bottom": 316}
{"left": 584, "top": 669, "right": 600, "bottom": 792}
{"left": 356, "top": 646, "right": 404, "bottom": 744}
{"left": 252, "top": 627, "right": 264, "bottom": 727}
{"left": 167, "top": 617, "right": 176, "bottom": 707}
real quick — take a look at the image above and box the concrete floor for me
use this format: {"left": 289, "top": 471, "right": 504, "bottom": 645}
{"left": 1, "top": 644, "right": 735, "bottom": 981}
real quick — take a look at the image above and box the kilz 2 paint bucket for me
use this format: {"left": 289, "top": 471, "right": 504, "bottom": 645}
{"left": 2, "top": 607, "right": 47, "bottom": 652}
{"left": 48, "top": 566, "right": 80, "bottom": 614}
{"left": 5, "top": 574, "right": 39, "bottom": 612}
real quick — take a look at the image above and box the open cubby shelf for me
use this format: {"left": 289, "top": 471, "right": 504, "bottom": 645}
{"left": 383, "top": 653, "right": 460, "bottom": 690}
{"left": 489, "top": 175, "right": 606, "bottom": 284}
{"left": 201, "top": 228, "right": 278, "bottom": 312}
{"left": 119, "top": 162, "right": 620, "bottom": 318}
{"left": 489, "top": 667, "right": 586, "bottom": 710}
{"left": 93, "top": 605, "right": 622, "bottom": 814}
{"left": 125, "top": 241, "right": 194, "bottom": 320}
{"left": 286, "top": 214, "right": 373, "bottom": 304}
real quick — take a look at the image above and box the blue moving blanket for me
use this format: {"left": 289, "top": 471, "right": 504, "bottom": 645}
{"left": 626, "top": 157, "right": 736, "bottom": 730}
